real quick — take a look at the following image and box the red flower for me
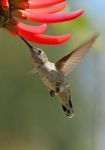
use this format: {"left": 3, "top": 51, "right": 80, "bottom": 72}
{"left": 0, "top": 0, "right": 84, "bottom": 44}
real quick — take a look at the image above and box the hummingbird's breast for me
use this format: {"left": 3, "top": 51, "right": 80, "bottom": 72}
{"left": 37, "top": 62, "right": 62, "bottom": 90}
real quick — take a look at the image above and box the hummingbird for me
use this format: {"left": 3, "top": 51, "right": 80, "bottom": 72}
{"left": 20, "top": 34, "right": 98, "bottom": 118}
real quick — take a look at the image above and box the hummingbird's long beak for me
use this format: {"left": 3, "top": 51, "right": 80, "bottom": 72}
{"left": 20, "top": 36, "right": 33, "bottom": 49}
{"left": 19, "top": 36, "right": 38, "bottom": 57}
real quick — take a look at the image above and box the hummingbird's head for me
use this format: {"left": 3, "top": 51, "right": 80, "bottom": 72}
{"left": 32, "top": 47, "right": 48, "bottom": 64}
{"left": 20, "top": 37, "right": 48, "bottom": 64}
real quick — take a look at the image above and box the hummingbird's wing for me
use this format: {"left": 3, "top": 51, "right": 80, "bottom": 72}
{"left": 56, "top": 34, "right": 99, "bottom": 76}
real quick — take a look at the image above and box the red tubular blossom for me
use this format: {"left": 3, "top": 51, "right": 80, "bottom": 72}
{"left": 21, "top": 9, "right": 84, "bottom": 23}
{"left": 25, "top": 2, "right": 66, "bottom": 14}
{"left": 18, "top": 32, "right": 71, "bottom": 44}
{"left": 0, "top": 0, "right": 84, "bottom": 45}
{"left": 17, "top": 23, "right": 47, "bottom": 35}
{"left": 28, "top": 0, "right": 65, "bottom": 8}
{"left": 1, "top": 0, "right": 9, "bottom": 11}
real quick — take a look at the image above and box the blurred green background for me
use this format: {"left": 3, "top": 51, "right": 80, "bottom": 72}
{"left": 0, "top": 0, "right": 104, "bottom": 150}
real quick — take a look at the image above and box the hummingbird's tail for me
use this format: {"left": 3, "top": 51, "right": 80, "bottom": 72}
{"left": 62, "top": 99, "right": 74, "bottom": 118}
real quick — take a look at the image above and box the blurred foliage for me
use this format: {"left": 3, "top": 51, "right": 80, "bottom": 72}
{"left": 0, "top": 1, "right": 103, "bottom": 150}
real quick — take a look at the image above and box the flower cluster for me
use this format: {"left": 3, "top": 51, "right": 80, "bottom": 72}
{"left": 0, "top": 0, "right": 84, "bottom": 44}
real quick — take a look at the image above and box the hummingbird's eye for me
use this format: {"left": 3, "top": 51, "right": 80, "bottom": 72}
{"left": 37, "top": 50, "right": 41, "bottom": 55}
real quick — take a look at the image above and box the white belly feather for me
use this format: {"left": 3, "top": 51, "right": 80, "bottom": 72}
{"left": 37, "top": 62, "right": 58, "bottom": 90}
{"left": 45, "top": 62, "right": 57, "bottom": 71}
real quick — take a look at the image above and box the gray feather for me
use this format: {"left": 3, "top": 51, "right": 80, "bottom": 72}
{"left": 56, "top": 34, "right": 99, "bottom": 76}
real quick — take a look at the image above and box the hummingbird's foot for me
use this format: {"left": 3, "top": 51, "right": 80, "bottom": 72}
{"left": 56, "top": 86, "right": 60, "bottom": 93}
{"left": 56, "top": 83, "right": 60, "bottom": 93}
{"left": 50, "top": 90, "right": 55, "bottom": 97}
